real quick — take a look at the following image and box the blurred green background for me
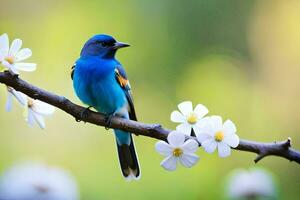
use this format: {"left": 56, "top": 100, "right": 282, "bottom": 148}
{"left": 0, "top": 0, "right": 300, "bottom": 199}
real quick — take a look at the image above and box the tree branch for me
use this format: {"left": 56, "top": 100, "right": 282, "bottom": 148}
{"left": 0, "top": 71, "right": 299, "bottom": 164}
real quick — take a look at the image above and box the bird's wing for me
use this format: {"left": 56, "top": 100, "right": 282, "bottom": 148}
{"left": 71, "top": 63, "right": 76, "bottom": 80}
{"left": 115, "top": 66, "right": 137, "bottom": 121}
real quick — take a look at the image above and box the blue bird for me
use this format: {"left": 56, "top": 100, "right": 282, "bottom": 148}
{"left": 71, "top": 34, "right": 140, "bottom": 180}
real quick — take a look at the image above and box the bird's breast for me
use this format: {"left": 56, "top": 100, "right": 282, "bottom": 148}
{"left": 73, "top": 66, "right": 127, "bottom": 114}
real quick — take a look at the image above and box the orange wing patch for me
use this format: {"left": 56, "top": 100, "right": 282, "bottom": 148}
{"left": 115, "top": 69, "right": 130, "bottom": 89}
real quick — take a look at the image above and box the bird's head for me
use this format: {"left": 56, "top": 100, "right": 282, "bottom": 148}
{"left": 80, "top": 34, "right": 130, "bottom": 58}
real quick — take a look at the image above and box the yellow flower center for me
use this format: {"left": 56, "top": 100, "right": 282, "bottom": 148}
{"left": 187, "top": 112, "right": 197, "bottom": 124}
{"left": 215, "top": 131, "right": 224, "bottom": 142}
{"left": 5, "top": 56, "right": 14, "bottom": 64}
{"left": 173, "top": 148, "right": 183, "bottom": 157}
{"left": 28, "top": 98, "right": 34, "bottom": 108}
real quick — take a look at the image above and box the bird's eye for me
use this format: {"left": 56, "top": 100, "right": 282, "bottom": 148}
{"left": 101, "top": 42, "right": 108, "bottom": 47}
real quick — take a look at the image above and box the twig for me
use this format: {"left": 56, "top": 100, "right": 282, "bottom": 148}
{"left": 0, "top": 71, "right": 299, "bottom": 164}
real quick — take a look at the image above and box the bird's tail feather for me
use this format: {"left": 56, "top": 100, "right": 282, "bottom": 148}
{"left": 115, "top": 131, "right": 140, "bottom": 180}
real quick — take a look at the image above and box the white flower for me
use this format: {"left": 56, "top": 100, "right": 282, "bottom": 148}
{"left": 155, "top": 131, "right": 200, "bottom": 171}
{"left": 5, "top": 86, "right": 27, "bottom": 112}
{"left": 0, "top": 161, "right": 79, "bottom": 200}
{"left": 0, "top": 33, "right": 36, "bottom": 74}
{"left": 24, "top": 97, "right": 55, "bottom": 129}
{"left": 170, "top": 101, "right": 209, "bottom": 136}
{"left": 196, "top": 116, "right": 239, "bottom": 157}
{"left": 227, "top": 168, "right": 276, "bottom": 199}
{"left": 4, "top": 87, "right": 54, "bottom": 129}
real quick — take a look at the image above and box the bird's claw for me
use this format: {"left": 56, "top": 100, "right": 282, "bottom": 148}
{"left": 104, "top": 113, "right": 114, "bottom": 130}
{"left": 76, "top": 106, "right": 92, "bottom": 122}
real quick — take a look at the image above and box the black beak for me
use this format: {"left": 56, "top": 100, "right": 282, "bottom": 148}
{"left": 113, "top": 41, "right": 130, "bottom": 49}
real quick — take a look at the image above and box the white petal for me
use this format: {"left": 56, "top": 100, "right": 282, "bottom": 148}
{"left": 223, "top": 133, "right": 239, "bottom": 148}
{"left": 32, "top": 111, "right": 46, "bottom": 129}
{"left": 196, "top": 117, "right": 211, "bottom": 127}
{"left": 14, "top": 63, "right": 36, "bottom": 72}
{"left": 0, "top": 33, "right": 9, "bottom": 55}
{"left": 15, "top": 48, "right": 32, "bottom": 61}
{"left": 11, "top": 90, "right": 27, "bottom": 106}
{"left": 181, "top": 139, "right": 199, "bottom": 154}
{"left": 176, "top": 123, "right": 192, "bottom": 136}
{"left": 201, "top": 139, "right": 217, "bottom": 153}
{"left": 196, "top": 133, "right": 212, "bottom": 143}
{"left": 9, "top": 38, "right": 22, "bottom": 56}
{"left": 217, "top": 142, "right": 231, "bottom": 157}
{"left": 27, "top": 109, "right": 35, "bottom": 126}
{"left": 194, "top": 104, "right": 209, "bottom": 118}
{"left": 2, "top": 60, "right": 19, "bottom": 74}
{"left": 170, "top": 110, "right": 185, "bottom": 123}
{"left": 179, "top": 153, "right": 199, "bottom": 168}
{"left": 193, "top": 124, "right": 208, "bottom": 136}
{"left": 5, "top": 92, "right": 13, "bottom": 112}
{"left": 223, "top": 119, "right": 237, "bottom": 134}
{"left": 160, "top": 155, "right": 177, "bottom": 171}
{"left": 178, "top": 101, "right": 193, "bottom": 116}
{"left": 167, "top": 131, "right": 185, "bottom": 147}
{"left": 194, "top": 118, "right": 215, "bottom": 136}
{"left": 210, "top": 115, "right": 223, "bottom": 132}
{"left": 9, "top": 66, "right": 19, "bottom": 74}
{"left": 155, "top": 141, "right": 173, "bottom": 156}
{"left": 32, "top": 100, "right": 55, "bottom": 115}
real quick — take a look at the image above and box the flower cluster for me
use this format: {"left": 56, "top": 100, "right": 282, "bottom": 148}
{"left": 156, "top": 101, "right": 240, "bottom": 171}
{"left": 1, "top": 33, "right": 54, "bottom": 129}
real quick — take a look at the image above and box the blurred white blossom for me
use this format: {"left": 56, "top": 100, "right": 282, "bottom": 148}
{"left": 170, "top": 101, "right": 209, "bottom": 136}
{"left": 196, "top": 116, "right": 239, "bottom": 157}
{"left": 0, "top": 33, "right": 36, "bottom": 74}
{"left": 226, "top": 168, "right": 277, "bottom": 200}
{"left": 155, "top": 131, "right": 199, "bottom": 171}
{"left": 0, "top": 162, "right": 79, "bottom": 200}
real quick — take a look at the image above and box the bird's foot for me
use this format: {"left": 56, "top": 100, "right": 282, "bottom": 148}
{"left": 104, "top": 113, "right": 115, "bottom": 130}
{"left": 76, "top": 106, "right": 92, "bottom": 122}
